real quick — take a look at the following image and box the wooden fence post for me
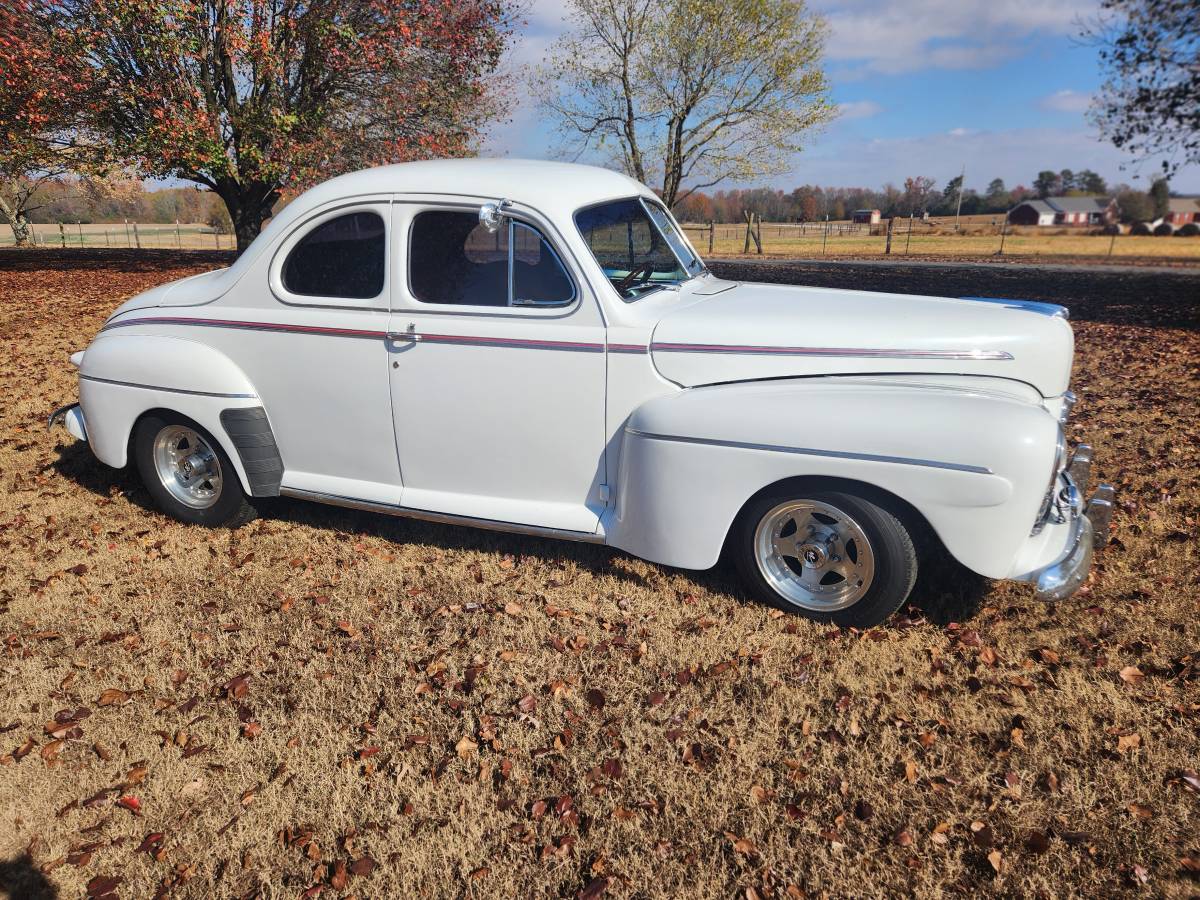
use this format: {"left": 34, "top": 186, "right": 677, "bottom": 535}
{"left": 743, "top": 211, "right": 752, "bottom": 254}
{"left": 58, "top": 222, "right": 66, "bottom": 248}
{"left": 884, "top": 217, "right": 894, "bottom": 255}
{"left": 754, "top": 214, "right": 763, "bottom": 254}
{"left": 176, "top": 220, "right": 182, "bottom": 249}
{"left": 132, "top": 222, "right": 141, "bottom": 249}
{"left": 904, "top": 212, "right": 913, "bottom": 255}
{"left": 77, "top": 221, "right": 85, "bottom": 247}
{"left": 707, "top": 220, "right": 714, "bottom": 255}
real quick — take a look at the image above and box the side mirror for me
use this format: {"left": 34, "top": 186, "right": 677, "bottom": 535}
{"left": 479, "top": 200, "right": 510, "bottom": 233}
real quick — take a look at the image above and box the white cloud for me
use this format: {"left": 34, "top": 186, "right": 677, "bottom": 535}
{"left": 810, "top": 0, "right": 1099, "bottom": 73}
{"left": 785, "top": 124, "right": 1200, "bottom": 191}
{"left": 1039, "top": 89, "right": 1093, "bottom": 113}
{"left": 837, "top": 100, "right": 883, "bottom": 120}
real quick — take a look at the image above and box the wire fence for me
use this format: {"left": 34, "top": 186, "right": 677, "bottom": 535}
{"left": 1, "top": 221, "right": 233, "bottom": 251}
{"left": 3, "top": 216, "right": 1196, "bottom": 262}
{"left": 680, "top": 215, "right": 1200, "bottom": 261}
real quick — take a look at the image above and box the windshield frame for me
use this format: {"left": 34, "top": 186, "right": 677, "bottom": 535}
{"left": 573, "top": 194, "right": 708, "bottom": 302}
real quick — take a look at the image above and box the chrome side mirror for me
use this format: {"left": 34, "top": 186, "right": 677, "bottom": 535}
{"left": 479, "top": 199, "right": 510, "bottom": 233}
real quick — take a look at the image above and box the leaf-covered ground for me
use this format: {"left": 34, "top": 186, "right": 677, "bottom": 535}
{"left": 1, "top": 254, "right": 1197, "bottom": 899}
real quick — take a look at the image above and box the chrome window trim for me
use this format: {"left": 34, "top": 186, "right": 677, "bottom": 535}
{"left": 405, "top": 206, "right": 578, "bottom": 312}
{"left": 572, "top": 195, "right": 703, "bottom": 302}
{"left": 625, "top": 428, "right": 993, "bottom": 474}
{"left": 269, "top": 201, "right": 391, "bottom": 309}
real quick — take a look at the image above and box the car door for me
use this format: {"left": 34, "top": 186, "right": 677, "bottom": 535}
{"left": 195, "top": 199, "right": 402, "bottom": 505}
{"left": 387, "top": 200, "right": 607, "bottom": 534}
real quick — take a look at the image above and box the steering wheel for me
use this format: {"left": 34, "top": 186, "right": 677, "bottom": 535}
{"left": 615, "top": 262, "right": 656, "bottom": 294}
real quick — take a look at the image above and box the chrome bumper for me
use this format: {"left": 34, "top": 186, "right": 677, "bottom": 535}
{"left": 48, "top": 402, "right": 88, "bottom": 442}
{"left": 1034, "top": 443, "right": 1114, "bottom": 601}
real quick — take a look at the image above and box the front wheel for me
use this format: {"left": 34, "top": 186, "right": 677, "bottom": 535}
{"left": 133, "top": 413, "right": 256, "bottom": 527}
{"left": 732, "top": 484, "right": 918, "bottom": 627}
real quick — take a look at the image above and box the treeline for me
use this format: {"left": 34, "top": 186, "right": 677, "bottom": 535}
{"left": 673, "top": 169, "right": 1166, "bottom": 223}
{"left": 23, "top": 179, "right": 232, "bottom": 230}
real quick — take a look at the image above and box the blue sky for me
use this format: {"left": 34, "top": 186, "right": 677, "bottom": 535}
{"left": 486, "top": 0, "right": 1199, "bottom": 194}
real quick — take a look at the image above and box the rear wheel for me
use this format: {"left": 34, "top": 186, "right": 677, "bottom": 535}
{"left": 133, "top": 413, "right": 255, "bottom": 527}
{"left": 732, "top": 484, "right": 917, "bottom": 627}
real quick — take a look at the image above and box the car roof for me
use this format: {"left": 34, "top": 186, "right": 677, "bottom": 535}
{"left": 289, "top": 157, "right": 652, "bottom": 220}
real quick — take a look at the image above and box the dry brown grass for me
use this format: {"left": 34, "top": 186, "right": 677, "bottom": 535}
{"left": 1, "top": 257, "right": 1197, "bottom": 899}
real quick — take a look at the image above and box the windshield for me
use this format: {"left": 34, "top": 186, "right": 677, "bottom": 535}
{"left": 575, "top": 197, "right": 705, "bottom": 299}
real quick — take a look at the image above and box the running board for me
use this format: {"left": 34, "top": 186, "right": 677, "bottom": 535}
{"left": 278, "top": 487, "right": 606, "bottom": 545}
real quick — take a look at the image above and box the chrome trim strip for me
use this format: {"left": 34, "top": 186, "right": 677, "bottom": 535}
{"left": 278, "top": 487, "right": 606, "bottom": 544}
{"left": 102, "top": 315, "right": 386, "bottom": 339}
{"left": 607, "top": 343, "right": 649, "bottom": 354}
{"left": 959, "top": 296, "right": 1069, "bottom": 319}
{"left": 80, "top": 374, "right": 257, "bottom": 399}
{"left": 416, "top": 333, "right": 604, "bottom": 353}
{"left": 625, "top": 428, "right": 993, "bottom": 474}
{"left": 101, "top": 316, "right": 606, "bottom": 353}
{"left": 648, "top": 342, "right": 1014, "bottom": 361}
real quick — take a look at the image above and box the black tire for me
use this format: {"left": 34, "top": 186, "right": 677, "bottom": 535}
{"left": 732, "top": 483, "right": 918, "bottom": 628}
{"left": 133, "top": 412, "right": 256, "bottom": 527}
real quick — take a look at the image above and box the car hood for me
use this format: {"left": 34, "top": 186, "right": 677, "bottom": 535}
{"left": 650, "top": 281, "right": 1074, "bottom": 397}
{"left": 106, "top": 267, "right": 229, "bottom": 321}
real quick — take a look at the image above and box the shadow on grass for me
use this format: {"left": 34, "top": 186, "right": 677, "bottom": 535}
{"left": 52, "top": 440, "right": 987, "bottom": 623}
{"left": 0, "top": 855, "right": 57, "bottom": 900}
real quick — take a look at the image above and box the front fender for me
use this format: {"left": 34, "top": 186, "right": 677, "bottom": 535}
{"left": 605, "top": 378, "right": 1059, "bottom": 578}
{"left": 77, "top": 334, "right": 264, "bottom": 491}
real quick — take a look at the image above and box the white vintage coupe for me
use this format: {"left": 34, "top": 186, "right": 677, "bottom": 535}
{"left": 50, "top": 159, "right": 1114, "bottom": 627}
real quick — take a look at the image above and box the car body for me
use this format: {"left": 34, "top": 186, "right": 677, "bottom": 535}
{"left": 50, "top": 159, "right": 1115, "bottom": 626}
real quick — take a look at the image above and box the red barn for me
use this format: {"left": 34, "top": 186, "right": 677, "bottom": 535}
{"left": 1165, "top": 197, "right": 1200, "bottom": 225}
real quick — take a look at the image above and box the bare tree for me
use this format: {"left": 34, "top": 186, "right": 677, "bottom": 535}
{"left": 540, "top": 0, "right": 833, "bottom": 209}
{"left": 1085, "top": 0, "right": 1198, "bottom": 178}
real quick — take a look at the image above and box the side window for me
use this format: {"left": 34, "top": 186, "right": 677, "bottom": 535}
{"left": 282, "top": 211, "right": 385, "bottom": 300}
{"left": 410, "top": 210, "right": 574, "bottom": 307}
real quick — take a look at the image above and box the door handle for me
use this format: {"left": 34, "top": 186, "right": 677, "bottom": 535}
{"left": 387, "top": 324, "right": 421, "bottom": 342}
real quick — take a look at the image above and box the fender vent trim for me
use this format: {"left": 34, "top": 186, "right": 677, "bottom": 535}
{"left": 219, "top": 407, "right": 283, "bottom": 496}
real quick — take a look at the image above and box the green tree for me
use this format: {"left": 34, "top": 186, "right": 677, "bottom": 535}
{"left": 23, "top": 0, "right": 517, "bottom": 251}
{"left": 541, "top": 0, "right": 833, "bottom": 209}
{"left": 1114, "top": 186, "right": 1153, "bottom": 222}
{"left": 1149, "top": 178, "right": 1170, "bottom": 218}
{"left": 1058, "top": 169, "right": 1076, "bottom": 192}
{"left": 1075, "top": 169, "right": 1108, "bottom": 194}
{"left": 1086, "top": 0, "right": 1198, "bottom": 177}
{"left": 984, "top": 178, "right": 1010, "bottom": 211}
{"left": 1034, "top": 170, "right": 1061, "bottom": 198}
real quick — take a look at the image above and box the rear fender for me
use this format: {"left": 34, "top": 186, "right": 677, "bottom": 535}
{"left": 77, "top": 334, "right": 268, "bottom": 493}
{"left": 605, "top": 378, "right": 1059, "bottom": 578}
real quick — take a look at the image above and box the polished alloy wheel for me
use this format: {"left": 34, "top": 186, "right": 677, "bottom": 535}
{"left": 753, "top": 499, "right": 876, "bottom": 611}
{"left": 152, "top": 425, "right": 222, "bottom": 509}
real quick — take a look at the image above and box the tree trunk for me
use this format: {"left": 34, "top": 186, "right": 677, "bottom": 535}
{"left": 216, "top": 179, "right": 281, "bottom": 255}
{"left": 0, "top": 194, "right": 32, "bottom": 247}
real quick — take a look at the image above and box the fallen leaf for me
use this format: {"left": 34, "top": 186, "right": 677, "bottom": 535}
{"left": 349, "top": 856, "right": 378, "bottom": 877}
{"left": 97, "top": 688, "right": 129, "bottom": 706}
{"left": 456, "top": 736, "right": 478, "bottom": 758}
{"left": 987, "top": 849, "right": 1002, "bottom": 874}
{"left": 1117, "top": 732, "right": 1142, "bottom": 752}
{"left": 1119, "top": 666, "right": 1145, "bottom": 685}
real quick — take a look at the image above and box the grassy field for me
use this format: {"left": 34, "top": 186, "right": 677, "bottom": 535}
{"left": 1, "top": 257, "right": 1197, "bottom": 898}
{"left": 686, "top": 229, "right": 1200, "bottom": 264}
{"left": 1, "top": 223, "right": 231, "bottom": 251}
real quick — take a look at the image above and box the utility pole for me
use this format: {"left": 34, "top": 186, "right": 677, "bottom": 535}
{"left": 954, "top": 163, "right": 966, "bottom": 232}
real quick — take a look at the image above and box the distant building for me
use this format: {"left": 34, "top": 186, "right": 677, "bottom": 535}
{"left": 851, "top": 209, "right": 881, "bottom": 225}
{"left": 1007, "top": 197, "right": 1118, "bottom": 227}
{"left": 1164, "top": 197, "right": 1200, "bottom": 226}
